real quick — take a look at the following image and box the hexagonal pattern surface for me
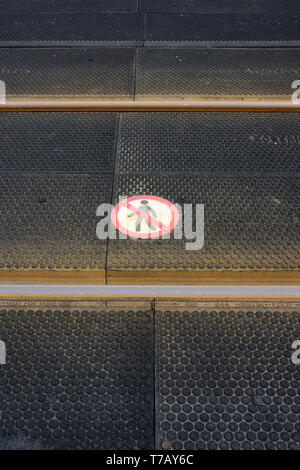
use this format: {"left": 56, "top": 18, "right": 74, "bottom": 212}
{"left": 0, "top": 300, "right": 298, "bottom": 450}
{"left": 156, "top": 306, "right": 300, "bottom": 450}
{"left": 145, "top": 13, "right": 300, "bottom": 46}
{"left": 0, "top": 305, "right": 154, "bottom": 449}
{"left": 1, "top": 0, "right": 138, "bottom": 15}
{"left": 1, "top": 48, "right": 135, "bottom": 99}
{"left": 0, "top": 174, "right": 112, "bottom": 272}
{"left": 0, "top": 12, "right": 143, "bottom": 46}
{"left": 117, "top": 112, "right": 300, "bottom": 173}
{"left": 136, "top": 49, "right": 300, "bottom": 99}
{"left": 140, "top": 0, "right": 300, "bottom": 14}
{"left": 0, "top": 112, "right": 118, "bottom": 173}
{"left": 108, "top": 174, "right": 299, "bottom": 272}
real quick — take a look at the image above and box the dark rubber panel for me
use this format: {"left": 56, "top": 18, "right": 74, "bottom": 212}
{"left": 107, "top": 174, "right": 299, "bottom": 272}
{"left": 136, "top": 48, "right": 300, "bottom": 99}
{"left": 156, "top": 306, "right": 300, "bottom": 450}
{"left": 145, "top": 14, "right": 300, "bottom": 45}
{"left": 140, "top": 0, "right": 300, "bottom": 14}
{"left": 0, "top": 304, "right": 153, "bottom": 449}
{"left": 0, "top": 175, "right": 112, "bottom": 271}
{"left": 0, "top": 112, "right": 118, "bottom": 173}
{"left": 117, "top": 113, "right": 300, "bottom": 173}
{"left": 1, "top": 0, "right": 138, "bottom": 15}
{"left": 1, "top": 48, "right": 135, "bottom": 99}
{"left": 0, "top": 13, "right": 143, "bottom": 46}
{"left": 0, "top": 299, "right": 298, "bottom": 450}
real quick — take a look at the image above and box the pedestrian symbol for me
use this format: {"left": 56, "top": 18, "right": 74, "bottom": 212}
{"left": 111, "top": 195, "right": 179, "bottom": 239}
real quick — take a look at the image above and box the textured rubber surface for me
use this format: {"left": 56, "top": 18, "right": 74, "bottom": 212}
{"left": 0, "top": 303, "right": 153, "bottom": 449}
{"left": 1, "top": 48, "right": 135, "bottom": 99}
{"left": 107, "top": 174, "right": 299, "bottom": 272}
{"left": 2, "top": 0, "right": 138, "bottom": 15}
{"left": 0, "top": 175, "right": 112, "bottom": 271}
{"left": 116, "top": 112, "right": 300, "bottom": 173}
{"left": 0, "top": 13, "right": 143, "bottom": 46}
{"left": 156, "top": 304, "right": 300, "bottom": 450}
{"left": 0, "top": 112, "right": 118, "bottom": 173}
{"left": 136, "top": 48, "right": 300, "bottom": 99}
{"left": 145, "top": 14, "right": 300, "bottom": 45}
{"left": 0, "top": 299, "right": 298, "bottom": 450}
{"left": 140, "top": 0, "right": 300, "bottom": 14}
{"left": 1, "top": 112, "right": 299, "bottom": 278}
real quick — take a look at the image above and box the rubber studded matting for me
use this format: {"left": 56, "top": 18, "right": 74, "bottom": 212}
{"left": 107, "top": 174, "right": 299, "bottom": 272}
{"left": 1, "top": 0, "right": 138, "bottom": 15}
{"left": 0, "top": 13, "right": 143, "bottom": 46}
{"left": 0, "top": 112, "right": 118, "bottom": 173}
{"left": 0, "top": 299, "right": 298, "bottom": 450}
{"left": 1, "top": 112, "right": 299, "bottom": 279}
{"left": 0, "top": 302, "right": 154, "bottom": 450}
{"left": 140, "top": 0, "right": 300, "bottom": 14}
{"left": 116, "top": 112, "right": 300, "bottom": 173}
{"left": 136, "top": 48, "right": 300, "bottom": 100}
{"left": 1, "top": 48, "right": 135, "bottom": 100}
{"left": 145, "top": 14, "right": 300, "bottom": 46}
{"left": 156, "top": 303, "right": 300, "bottom": 450}
{"left": 0, "top": 175, "right": 112, "bottom": 272}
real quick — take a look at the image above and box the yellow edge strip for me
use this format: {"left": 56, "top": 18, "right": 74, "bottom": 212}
{"left": 0, "top": 270, "right": 299, "bottom": 285}
{"left": 0, "top": 100, "right": 300, "bottom": 112}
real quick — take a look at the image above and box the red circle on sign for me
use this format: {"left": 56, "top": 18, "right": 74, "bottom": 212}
{"left": 111, "top": 195, "right": 180, "bottom": 239}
